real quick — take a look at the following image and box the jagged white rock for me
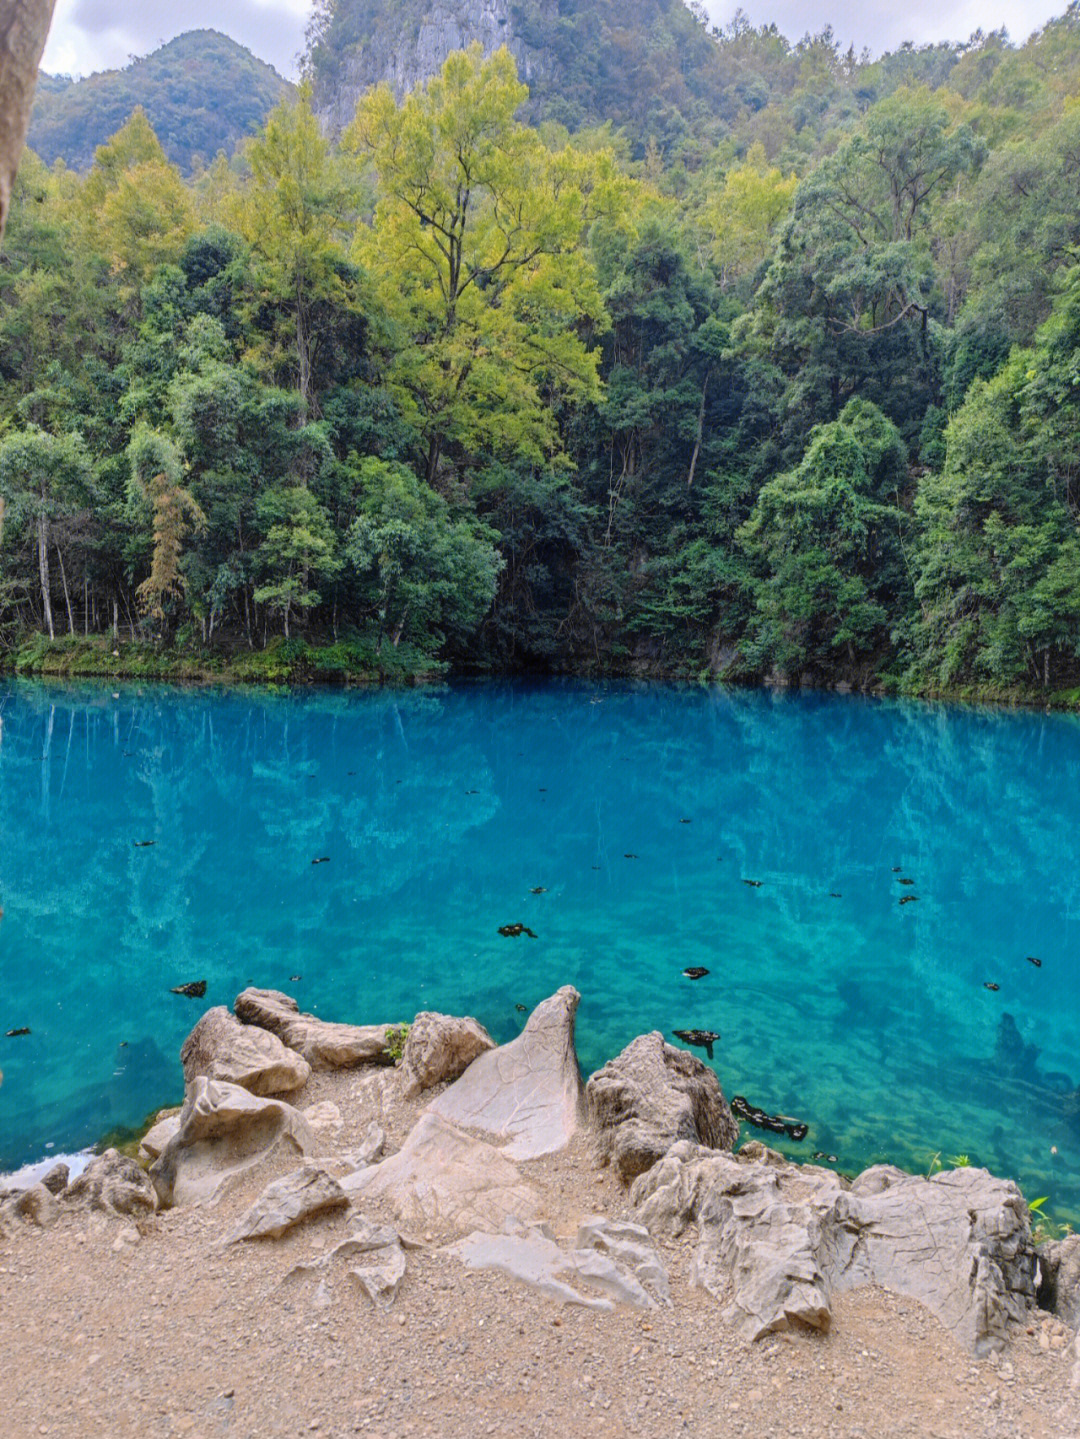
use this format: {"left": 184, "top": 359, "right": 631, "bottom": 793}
{"left": 426, "top": 986, "right": 585, "bottom": 1160}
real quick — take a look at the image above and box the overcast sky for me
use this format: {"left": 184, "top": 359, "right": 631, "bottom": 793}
{"left": 40, "top": 0, "right": 1069, "bottom": 81}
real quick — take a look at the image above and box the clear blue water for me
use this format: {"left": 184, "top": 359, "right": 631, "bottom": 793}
{"left": 1, "top": 677, "right": 1078, "bottom": 1221}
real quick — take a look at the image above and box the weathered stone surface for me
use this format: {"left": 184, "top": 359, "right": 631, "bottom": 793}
{"left": 181, "top": 1006, "right": 311, "bottom": 1096}
{"left": 234, "top": 988, "right": 396, "bottom": 1069}
{"left": 348, "top": 1243, "right": 407, "bottom": 1310}
{"left": 426, "top": 987, "right": 585, "bottom": 1160}
{"left": 39, "top": 1162, "right": 69, "bottom": 1195}
{"left": 282, "top": 1213, "right": 413, "bottom": 1310}
{"left": 149, "top": 1078, "right": 317, "bottom": 1208}
{"left": 631, "top": 1142, "right": 1037, "bottom": 1353}
{"left": 2, "top": 1182, "right": 58, "bottom": 1227}
{"left": 348, "top": 1111, "right": 540, "bottom": 1234}
{"left": 586, "top": 1031, "right": 739, "bottom": 1183}
{"left": 400, "top": 1011, "right": 495, "bottom": 1099}
{"left": 302, "top": 1101, "right": 344, "bottom": 1137}
{"left": 449, "top": 1216, "right": 667, "bottom": 1311}
{"left": 1036, "top": 1234, "right": 1080, "bottom": 1327}
{"left": 355, "top": 1121, "right": 386, "bottom": 1165}
{"left": 138, "top": 1113, "right": 181, "bottom": 1163}
{"left": 65, "top": 1149, "right": 158, "bottom": 1218}
{"left": 225, "top": 1164, "right": 348, "bottom": 1242}
{"left": 576, "top": 1215, "right": 671, "bottom": 1305}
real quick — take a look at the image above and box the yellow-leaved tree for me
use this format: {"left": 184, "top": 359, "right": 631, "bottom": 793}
{"left": 346, "top": 44, "right": 614, "bottom": 486}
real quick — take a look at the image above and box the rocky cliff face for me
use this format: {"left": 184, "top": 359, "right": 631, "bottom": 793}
{"left": 310, "top": 0, "right": 555, "bottom": 134}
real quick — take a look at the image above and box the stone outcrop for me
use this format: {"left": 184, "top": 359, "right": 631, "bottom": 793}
{"left": 449, "top": 1215, "right": 669, "bottom": 1311}
{"left": 150, "top": 1077, "right": 318, "bottom": 1207}
{"left": 64, "top": 1149, "right": 158, "bottom": 1218}
{"left": 181, "top": 1006, "right": 311, "bottom": 1096}
{"left": 426, "top": 987, "right": 584, "bottom": 1160}
{"left": 586, "top": 1031, "right": 739, "bottom": 1183}
{"left": 226, "top": 1165, "right": 348, "bottom": 1242}
{"left": 348, "top": 1111, "right": 540, "bottom": 1234}
{"left": 399, "top": 1012, "right": 495, "bottom": 1099}
{"left": 2, "top": 1182, "right": 58, "bottom": 1228}
{"left": 631, "top": 1142, "right": 1037, "bottom": 1354}
{"left": 284, "top": 1213, "right": 415, "bottom": 1311}
{"left": 234, "top": 988, "right": 397, "bottom": 1070}
{"left": 1037, "top": 1234, "right": 1080, "bottom": 1327}
{"left": 139, "top": 1113, "right": 181, "bottom": 1162}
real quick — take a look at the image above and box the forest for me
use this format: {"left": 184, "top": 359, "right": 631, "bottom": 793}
{"left": 5, "top": 6, "right": 1080, "bottom": 697}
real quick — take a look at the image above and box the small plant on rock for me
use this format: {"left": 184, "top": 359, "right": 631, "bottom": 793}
{"left": 384, "top": 1023, "right": 411, "bottom": 1062}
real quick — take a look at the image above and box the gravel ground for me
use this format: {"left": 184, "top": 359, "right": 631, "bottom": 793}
{"left": 2, "top": 1069, "right": 1078, "bottom": 1439}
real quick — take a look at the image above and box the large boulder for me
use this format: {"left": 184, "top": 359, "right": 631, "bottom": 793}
{"left": 234, "top": 988, "right": 396, "bottom": 1069}
{"left": 348, "top": 1111, "right": 541, "bottom": 1235}
{"left": 149, "top": 1077, "right": 318, "bottom": 1207}
{"left": 399, "top": 1011, "right": 495, "bottom": 1099}
{"left": 181, "top": 1006, "right": 311, "bottom": 1096}
{"left": 426, "top": 987, "right": 585, "bottom": 1160}
{"left": 586, "top": 1031, "right": 739, "bottom": 1183}
{"left": 631, "top": 1142, "right": 1038, "bottom": 1354}
{"left": 225, "top": 1164, "right": 348, "bottom": 1242}
{"left": 64, "top": 1149, "right": 158, "bottom": 1218}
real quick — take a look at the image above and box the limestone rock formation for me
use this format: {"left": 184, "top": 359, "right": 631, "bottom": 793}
{"left": 1036, "top": 1234, "right": 1080, "bottom": 1327}
{"left": 399, "top": 1011, "right": 495, "bottom": 1099}
{"left": 234, "top": 988, "right": 397, "bottom": 1069}
{"left": 631, "top": 1142, "right": 1037, "bottom": 1354}
{"left": 1, "top": 1182, "right": 58, "bottom": 1227}
{"left": 348, "top": 1110, "right": 540, "bottom": 1234}
{"left": 139, "top": 1112, "right": 181, "bottom": 1162}
{"left": 64, "top": 1149, "right": 158, "bottom": 1218}
{"left": 426, "top": 987, "right": 584, "bottom": 1160}
{"left": 181, "top": 1006, "right": 311, "bottom": 1095}
{"left": 449, "top": 1215, "right": 668, "bottom": 1311}
{"left": 226, "top": 1165, "right": 348, "bottom": 1242}
{"left": 283, "top": 1212, "right": 414, "bottom": 1310}
{"left": 586, "top": 1030, "right": 739, "bottom": 1183}
{"left": 150, "top": 1077, "right": 318, "bottom": 1207}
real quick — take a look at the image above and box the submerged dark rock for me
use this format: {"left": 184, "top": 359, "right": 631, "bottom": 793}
{"left": 170, "top": 981, "right": 207, "bottom": 998}
{"left": 671, "top": 1029, "right": 720, "bottom": 1059}
{"left": 498, "top": 923, "right": 537, "bottom": 939}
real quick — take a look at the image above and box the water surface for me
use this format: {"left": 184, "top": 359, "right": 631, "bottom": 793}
{"left": 1, "top": 678, "right": 1077, "bottom": 1221}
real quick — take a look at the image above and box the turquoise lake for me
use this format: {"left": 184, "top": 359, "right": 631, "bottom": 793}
{"left": 1, "top": 677, "right": 1078, "bottom": 1220}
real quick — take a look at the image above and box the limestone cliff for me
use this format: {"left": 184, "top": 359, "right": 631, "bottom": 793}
{"left": 306, "top": 0, "right": 728, "bottom": 147}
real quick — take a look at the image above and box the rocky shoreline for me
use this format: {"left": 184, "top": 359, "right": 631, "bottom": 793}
{"left": 2, "top": 985, "right": 1079, "bottom": 1437}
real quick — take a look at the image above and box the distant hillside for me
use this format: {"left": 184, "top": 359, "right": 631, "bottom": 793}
{"left": 28, "top": 30, "right": 294, "bottom": 173}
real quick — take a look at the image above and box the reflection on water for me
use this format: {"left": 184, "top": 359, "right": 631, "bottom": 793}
{"left": 1, "top": 678, "right": 1078, "bottom": 1220}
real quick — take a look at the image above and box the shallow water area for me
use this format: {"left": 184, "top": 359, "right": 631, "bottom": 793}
{"left": 1, "top": 677, "right": 1078, "bottom": 1222}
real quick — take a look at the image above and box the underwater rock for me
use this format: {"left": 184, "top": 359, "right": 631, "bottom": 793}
{"left": 586, "top": 1031, "right": 738, "bottom": 1184}
{"left": 171, "top": 981, "right": 207, "bottom": 998}
{"left": 399, "top": 1011, "right": 495, "bottom": 1099}
{"left": 427, "top": 988, "right": 585, "bottom": 1161}
{"left": 498, "top": 923, "right": 537, "bottom": 938}
{"left": 671, "top": 1029, "right": 720, "bottom": 1060}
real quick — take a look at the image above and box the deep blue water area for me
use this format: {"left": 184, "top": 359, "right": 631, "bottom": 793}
{"left": 1, "top": 677, "right": 1078, "bottom": 1221}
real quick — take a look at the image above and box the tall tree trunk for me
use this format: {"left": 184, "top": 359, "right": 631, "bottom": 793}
{"left": 0, "top": 1, "right": 56, "bottom": 243}
{"left": 37, "top": 511, "right": 54, "bottom": 639}
{"left": 56, "top": 544, "right": 73, "bottom": 634}
{"left": 687, "top": 367, "right": 711, "bottom": 490}
{"left": 296, "top": 284, "right": 311, "bottom": 422}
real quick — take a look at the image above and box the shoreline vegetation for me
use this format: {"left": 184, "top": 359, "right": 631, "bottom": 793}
{"left": 5, "top": 633, "right": 1080, "bottom": 711}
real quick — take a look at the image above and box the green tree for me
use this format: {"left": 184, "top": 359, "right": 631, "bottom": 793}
{"left": 345, "top": 45, "right": 609, "bottom": 485}
{"left": 253, "top": 486, "right": 340, "bottom": 637}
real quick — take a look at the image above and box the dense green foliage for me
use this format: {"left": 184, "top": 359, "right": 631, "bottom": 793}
{"left": 7, "top": 11, "right": 1080, "bottom": 696}
{"left": 27, "top": 31, "right": 293, "bottom": 174}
